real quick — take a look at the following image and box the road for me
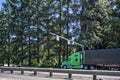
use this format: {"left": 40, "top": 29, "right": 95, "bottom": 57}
{"left": 0, "top": 71, "right": 120, "bottom": 80}
{"left": 0, "top": 73, "right": 67, "bottom": 80}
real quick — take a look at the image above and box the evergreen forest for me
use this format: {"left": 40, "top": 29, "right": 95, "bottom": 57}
{"left": 0, "top": 0, "right": 120, "bottom": 67}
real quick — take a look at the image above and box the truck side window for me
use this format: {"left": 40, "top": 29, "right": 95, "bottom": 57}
{"left": 75, "top": 58, "right": 78, "bottom": 62}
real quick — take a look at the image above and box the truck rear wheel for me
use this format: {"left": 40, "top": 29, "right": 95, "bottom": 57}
{"left": 90, "top": 66, "right": 95, "bottom": 70}
{"left": 84, "top": 66, "right": 88, "bottom": 70}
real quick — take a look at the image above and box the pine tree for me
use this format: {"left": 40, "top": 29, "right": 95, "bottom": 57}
{"left": 105, "top": 0, "right": 120, "bottom": 48}
{"left": 79, "top": 0, "right": 110, "bottom": 50}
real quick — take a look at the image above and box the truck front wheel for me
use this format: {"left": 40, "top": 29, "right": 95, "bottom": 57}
{"left": 62, "top": 65, "right": 68, "bottom": 69}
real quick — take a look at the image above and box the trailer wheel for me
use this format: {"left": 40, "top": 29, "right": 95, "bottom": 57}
{"left": 90, "top": 66, "right": 95, "bottom": 70}
{"left": 84, "top": 66, "right": 88, "bottom": 70}
{"left": 62, "top": 65, "right": 68, "bottom": 69}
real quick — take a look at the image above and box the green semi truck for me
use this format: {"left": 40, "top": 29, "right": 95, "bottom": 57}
{"left": 61, "top": 52, "right": 83, "bottom": 69}
{"left": 61, "top": 48, "right": 120, "bottom": 70}
{"left": 50, "top": 32, "right": 120, "bottom": 70}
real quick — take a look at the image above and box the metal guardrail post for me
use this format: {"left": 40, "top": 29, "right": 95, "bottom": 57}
{"left": 1, "top": 69, "right": 4, "bottom": 73}
{"left": 34, "top": 71, "right": 37, "bottom": 76}
{"left": 93, "top": 75, "right": 97, "bottom": 80}
{"left": 68, "top": 73, "right": 72, "bottom": 79}
{"left": 21, "top": 70, "right": 24, "bottom": 75}
{"left": 49, "top": 71, "right": 53, "bottom": 77}
{"left": 11, "top": 70, "right": 13, "bottom": 74}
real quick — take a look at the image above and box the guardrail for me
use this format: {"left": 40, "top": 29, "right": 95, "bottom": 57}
{"left": 0, "top": 67, "right": 120, "bottom": 80}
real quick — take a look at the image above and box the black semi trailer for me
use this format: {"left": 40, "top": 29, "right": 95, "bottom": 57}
{"left": 84, "top": 48, "right": 120, "bottom": 70}
{"left": 61, "top": 48, "right": 120, "bottom": 70}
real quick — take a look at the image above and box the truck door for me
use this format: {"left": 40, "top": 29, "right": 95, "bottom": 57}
{"left": 71, "top": 52, "right": 80, "bottom": 66}
{"left": 73, "top": 55, "right": 79, "bottom": 65}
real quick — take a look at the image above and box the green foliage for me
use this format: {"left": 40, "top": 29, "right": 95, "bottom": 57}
{"left": 41, "top": 58, "right": 57, "bottom": 68}
{"left": 0, "top": 0, "right": 119, "bottom": 68}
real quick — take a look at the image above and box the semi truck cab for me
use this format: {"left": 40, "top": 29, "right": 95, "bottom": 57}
{"left": 61, "top": 52, "right": 83, "bottom": 69}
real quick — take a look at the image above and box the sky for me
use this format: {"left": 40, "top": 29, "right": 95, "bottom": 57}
{"left": 0, "top": 0, "right": 5, "bottom": 9}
